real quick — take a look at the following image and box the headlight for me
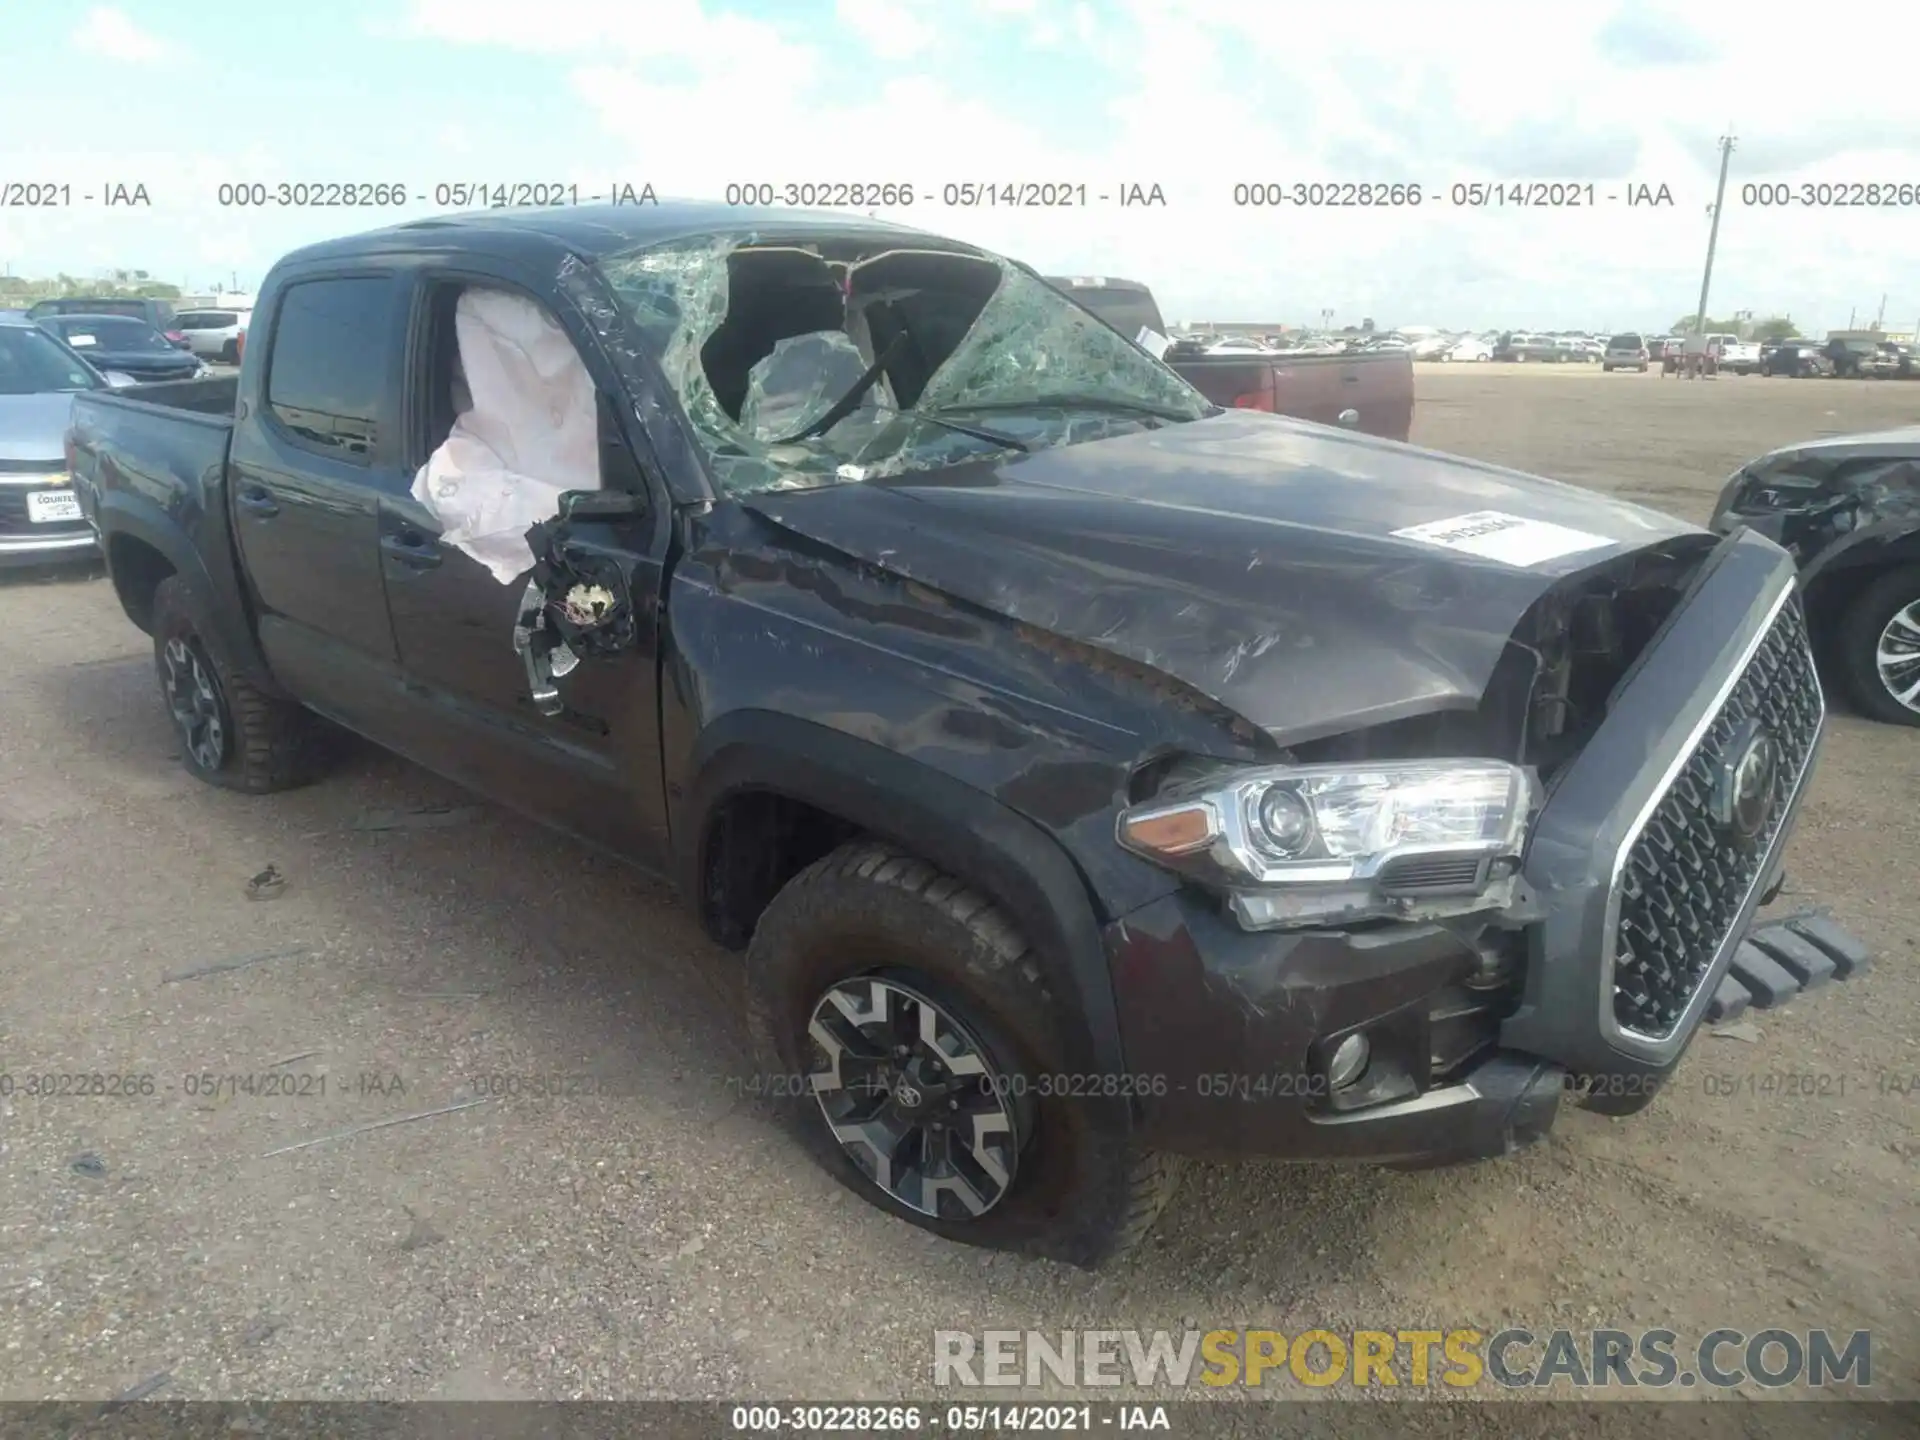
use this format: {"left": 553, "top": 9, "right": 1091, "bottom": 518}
{"left": 1117, "top": 760, "right": 1537, "bottom": 930}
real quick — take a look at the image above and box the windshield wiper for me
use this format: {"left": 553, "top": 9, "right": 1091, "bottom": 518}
{"left": 909, "top": 411, "right": 1030, "bottom": 453}
{"left": 927, "top": 394, "right": 1194, "bottom": 423}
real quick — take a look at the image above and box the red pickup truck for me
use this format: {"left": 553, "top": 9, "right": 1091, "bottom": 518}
{"left": 1046, "top": 275, "right": 1414, "bottom": 442}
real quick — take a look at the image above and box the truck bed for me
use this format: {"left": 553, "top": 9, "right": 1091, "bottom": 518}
{"left": 1168, "top": 348, "right": 1414, "bottom": 442}
{"left": 97, "top": 375, "right": 241, "bottom": 417}
{"left": 1042, "top": 274, "right": 1416, "bottom": 442}
{"left": 67, "top": 377, "right": 246, "bottom": 640}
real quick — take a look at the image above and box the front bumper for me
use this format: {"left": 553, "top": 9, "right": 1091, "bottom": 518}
{"left": 1, "top": 476, "right": 99, "bottom": 567}
{"left": 1104, "top": 893, "right": 1571, "bottom": 1164}
{"left": 0, "top": 529, "right": 99, "bottom": 568}
{"left": 1102, "top": 529, "right": 1866, "bottom": 1165}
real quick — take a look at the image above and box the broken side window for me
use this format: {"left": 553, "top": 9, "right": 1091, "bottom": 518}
{"left": 595, "top": 234, "right": 1212, "bottom": 496}
{"left": 410, "top": 285, "right": 602, "bottom": 583}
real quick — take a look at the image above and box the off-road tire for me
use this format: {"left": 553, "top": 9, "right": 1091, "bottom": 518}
{"left": 744, "top": 839, "right": 1181, "bottom": 1267}
{"left": 151, "top": 574, "right": 331, "bottom": 790}
{"left": 1834, "top": 566, "right": 1920, "bottom": 728}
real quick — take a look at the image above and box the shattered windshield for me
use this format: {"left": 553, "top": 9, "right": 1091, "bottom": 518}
{"left": 595, "top": 235, "right": 1212, "bottom": 495}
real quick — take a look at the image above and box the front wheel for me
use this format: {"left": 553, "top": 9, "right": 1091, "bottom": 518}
{"left": 744, "top": 840, "right": 1181, "bottom": 1266}
{"left": 1835, "top": 567, "right": 1920, "bottom": 727}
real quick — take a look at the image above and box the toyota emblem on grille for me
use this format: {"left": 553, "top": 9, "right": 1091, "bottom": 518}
{"left": 1711, "top": 716, "right": 1779, "bottom": 850}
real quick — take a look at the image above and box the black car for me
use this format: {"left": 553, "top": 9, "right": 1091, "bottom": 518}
{"left": 34, "top": 314, "right": 203, "bottom": 382}
{"left": 64, "top": 203, "right": 1869, "bottom": 1265}
{"left": 1822, "top": 337, "right": 1881, "bottom": 378}
{"left": 1761, "top": 341, "right": 1830, "bottom": 378}
{"left": 28, "top": 296, "right": 187, "bottom": 347}
{"left": 1713, "top": 427, "right": 1920, "bottom": 726}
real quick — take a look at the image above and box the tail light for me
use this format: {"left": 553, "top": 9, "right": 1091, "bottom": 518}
{"left": 1231, "top": 390, "right": 1274, "bottom": 411}
{"left": 64, "top": 433, "right": 77, "bottom": 474}
{"left": 235, "top": 330, "right": 245, "bottom": 362}
{"left": 165, "top": 329, "right": 187, "bottom": 345}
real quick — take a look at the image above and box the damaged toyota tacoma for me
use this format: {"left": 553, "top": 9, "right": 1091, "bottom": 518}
{"left": 67, "top": 204, "right": 1868, "bottom": 1267}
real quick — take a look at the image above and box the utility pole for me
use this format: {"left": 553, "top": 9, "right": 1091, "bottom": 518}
{"left": 1692, "top": 133, "right": 1736, "bottom": 336}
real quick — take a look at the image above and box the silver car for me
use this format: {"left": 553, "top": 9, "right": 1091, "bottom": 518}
{"left": 174, "top": 307, "right": 250, "bottom": 363}
{"left": 0, "top": 317, "right": 122, "bottom": 567}
{"left": 1603, "top": 333, "right": 1650, "bottom": 371}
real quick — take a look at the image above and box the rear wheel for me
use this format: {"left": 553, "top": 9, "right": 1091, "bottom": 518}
{"left": 219, "top": 338, "right": 238, "bottom": 363}
{"left": 1835, "top": 567, "right": 1920, "bottom": 727}
{"left": 151, "top": 575, "right": 331, "bottom": 790}
{"left": 744, "top": 840, "right": 1181, "bottom": 1266}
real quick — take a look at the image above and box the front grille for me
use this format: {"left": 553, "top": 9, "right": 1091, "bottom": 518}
{"left": 0, "top": 484, "right": 90, "bottom": 538}
{"left": 1608, "top": 594, "right": 1823, "bottom": 1039}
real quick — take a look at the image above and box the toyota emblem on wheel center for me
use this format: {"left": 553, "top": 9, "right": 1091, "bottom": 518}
{"left": 1710, "top": 716, "right": 1780, "bottom": 850}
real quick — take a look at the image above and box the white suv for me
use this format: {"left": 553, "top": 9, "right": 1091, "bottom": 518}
{"left": 1603, "top": 333, "right": 1649, "bottom": 371}
{"left": 174, "top": 308, "right": 251, "bottom": 363}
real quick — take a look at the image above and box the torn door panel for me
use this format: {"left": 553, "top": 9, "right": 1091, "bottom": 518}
{"left": 411, "top": 286, "right": 602, "bottom": 584}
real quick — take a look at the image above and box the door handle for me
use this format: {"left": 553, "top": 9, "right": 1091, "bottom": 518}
{"left": 1338, "top": 408, "right": 1360, "bottom": 426}
{"left": 1342, "top": 372, "right": 1362, "bottom": 383}
{"left": 236, "top": 486, "right": 280, "bottom": 517}
{"left": 381, "top": 531, "right": 442, "bottom": 569}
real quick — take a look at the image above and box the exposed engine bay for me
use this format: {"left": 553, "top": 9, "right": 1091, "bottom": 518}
{"left": 1283, "top": 536, "right": 1716, "bottom": 782}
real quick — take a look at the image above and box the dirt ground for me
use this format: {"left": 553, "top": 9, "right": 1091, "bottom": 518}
{"left": 1, "top": 364, "right": 1915, "bottom": 1407}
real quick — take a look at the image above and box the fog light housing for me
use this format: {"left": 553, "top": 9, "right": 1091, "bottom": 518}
{"left": 1327, "top": 1034, "right": 1370, "bottom": 1090}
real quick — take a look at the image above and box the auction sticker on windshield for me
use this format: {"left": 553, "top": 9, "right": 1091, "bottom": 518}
{"left": 1391, "top": 510, "right": 1615, "bottom": 567}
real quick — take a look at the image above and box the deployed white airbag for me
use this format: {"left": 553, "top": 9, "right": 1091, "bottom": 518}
{"left": 411, "top": 287, "right": 600, "bottom": 583}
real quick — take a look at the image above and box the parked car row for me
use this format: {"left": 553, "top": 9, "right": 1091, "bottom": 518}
{"left": 1651, "top": 333, "right": 1917, "bottom": 381}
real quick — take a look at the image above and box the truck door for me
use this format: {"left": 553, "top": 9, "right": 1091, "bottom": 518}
{"left": 376, "top": 269, "right": 672, "bottom": 870}
{"left": 226, "top": 271, "right": 415, "bottom": 737}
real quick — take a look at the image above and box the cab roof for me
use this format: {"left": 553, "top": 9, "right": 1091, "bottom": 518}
{"left": 274, "top": 200, "right": 963, "bottom": 271}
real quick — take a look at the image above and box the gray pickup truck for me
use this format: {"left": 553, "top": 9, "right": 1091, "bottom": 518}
{"left": 66, "top": 202, "right": 1867, "bottom": 1267}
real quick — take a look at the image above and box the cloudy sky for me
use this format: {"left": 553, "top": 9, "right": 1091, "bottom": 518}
{"left": 2, "top": 0, "right": 1914, "bottom": 333}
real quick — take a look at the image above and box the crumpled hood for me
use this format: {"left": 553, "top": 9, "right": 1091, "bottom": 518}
{"left": 0, "top": 391, "right": 80, "bottom": 464}
{"left": 741, "top": 409, "right": 1703, "bottom": 745}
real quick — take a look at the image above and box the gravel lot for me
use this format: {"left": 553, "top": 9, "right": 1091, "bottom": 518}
{"left": 1, "top": 364, "right": 1915, "bottom": 1406}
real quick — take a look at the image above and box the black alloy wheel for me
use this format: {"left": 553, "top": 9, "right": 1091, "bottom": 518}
{"left": 161, "top": 634, "right": 228, "bottom": 771}
{"left": 806, "top": 974, "right": 1027, "bottom": 1220}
